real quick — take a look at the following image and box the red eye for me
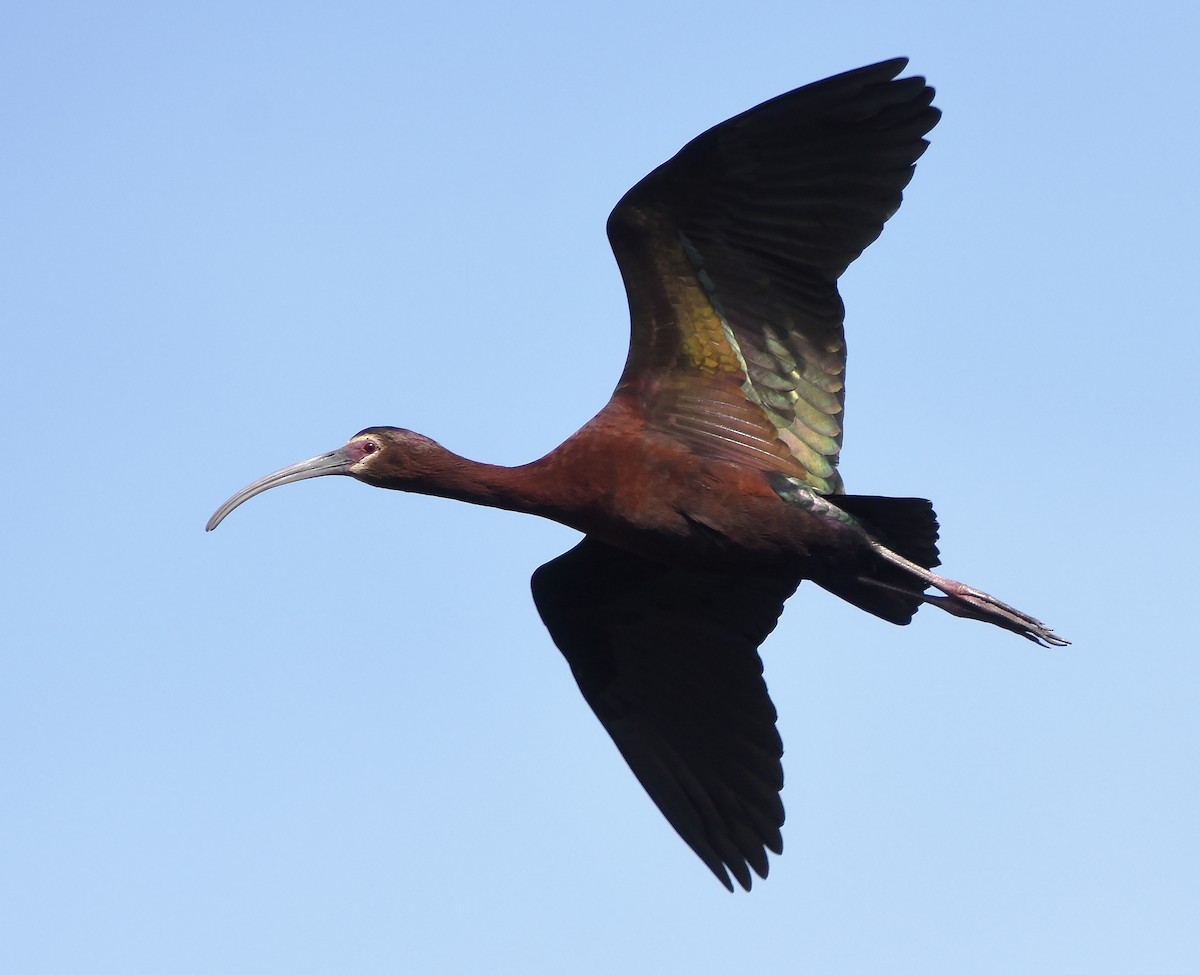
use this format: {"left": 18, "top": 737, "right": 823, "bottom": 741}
{"left": 362, "top": 440, "right": 378, "bottom": 455}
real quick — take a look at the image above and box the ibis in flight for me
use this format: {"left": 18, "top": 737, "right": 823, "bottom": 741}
{"left": 208, "top": 59, "right": 1066, "bottom": 890}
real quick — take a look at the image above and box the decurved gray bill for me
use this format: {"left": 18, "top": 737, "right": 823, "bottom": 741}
{"left": 206, "top": 447, "right": 352, "bottom": 531}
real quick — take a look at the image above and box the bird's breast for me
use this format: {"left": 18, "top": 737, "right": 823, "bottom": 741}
{"left": 543, "top": 428, "right": 860, "bottom": 574}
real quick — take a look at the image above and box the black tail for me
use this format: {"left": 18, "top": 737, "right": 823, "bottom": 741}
{"left": 828, "top": 495, "right": 941, "bottom": 569}
{"left": 816, "top": 494, "right": 941, "bottom": 625}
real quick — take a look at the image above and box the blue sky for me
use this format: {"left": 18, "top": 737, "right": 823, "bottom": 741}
{"left": 3, "top": 1, "right": 1198, "bottom": 972}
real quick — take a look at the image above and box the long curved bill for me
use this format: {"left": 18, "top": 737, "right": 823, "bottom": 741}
{"left": 206, "top": 446, "right": 355, "bottom": 532}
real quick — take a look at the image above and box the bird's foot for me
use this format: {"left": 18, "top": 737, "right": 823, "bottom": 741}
{"left": 921, "top": 578, "right": 1069, "bottom": 648}
{"left": 865, "top": 541, "right": 1069, "bottom": 647}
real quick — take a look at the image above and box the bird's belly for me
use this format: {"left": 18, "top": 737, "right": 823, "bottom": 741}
{"left": 568, "top": 467, "right": 865, "bottom": 575}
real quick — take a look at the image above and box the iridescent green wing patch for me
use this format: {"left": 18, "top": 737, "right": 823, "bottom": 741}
{"left": 606, "top": 60, "right": 938, "bottom": 495}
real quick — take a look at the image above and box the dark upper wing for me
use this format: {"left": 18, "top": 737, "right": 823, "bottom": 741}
{"left": 607, "top": 59, "right": 940, "bottom": 494}
{"left": 530, "top": 537, "right": 798, "bottom": 891}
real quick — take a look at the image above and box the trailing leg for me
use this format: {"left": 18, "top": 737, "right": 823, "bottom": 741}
{"left": 860, "top": 540, "right": 1068, "bottom": 647}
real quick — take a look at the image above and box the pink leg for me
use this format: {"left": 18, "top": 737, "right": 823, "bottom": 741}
{"left": 863, "top": 541, "right": 1069, "bottom": 647}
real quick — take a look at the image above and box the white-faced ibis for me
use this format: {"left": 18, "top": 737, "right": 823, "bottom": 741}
{"left": 208, "top": 59, "right": 1066, "bottom": 891}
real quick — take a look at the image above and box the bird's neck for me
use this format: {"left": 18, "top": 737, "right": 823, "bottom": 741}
{"left": 384, "top": 400, "right": 636, "bottom": 528}
{"left": 380, "top": 447, "right": 580, "bottom": 523}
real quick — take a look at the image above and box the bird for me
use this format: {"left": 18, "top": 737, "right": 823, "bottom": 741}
{"left": 207, "top": 58, "right": 1066, "bottom": 891}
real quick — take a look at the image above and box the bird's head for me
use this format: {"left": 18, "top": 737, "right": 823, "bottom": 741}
{"left": 206, "top": 426, "right": 447, "bottom": 531}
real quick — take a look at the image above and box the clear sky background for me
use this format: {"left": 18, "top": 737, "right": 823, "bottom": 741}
{"left": 3, "top": 2, "right": 1198, "bottom": 972}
